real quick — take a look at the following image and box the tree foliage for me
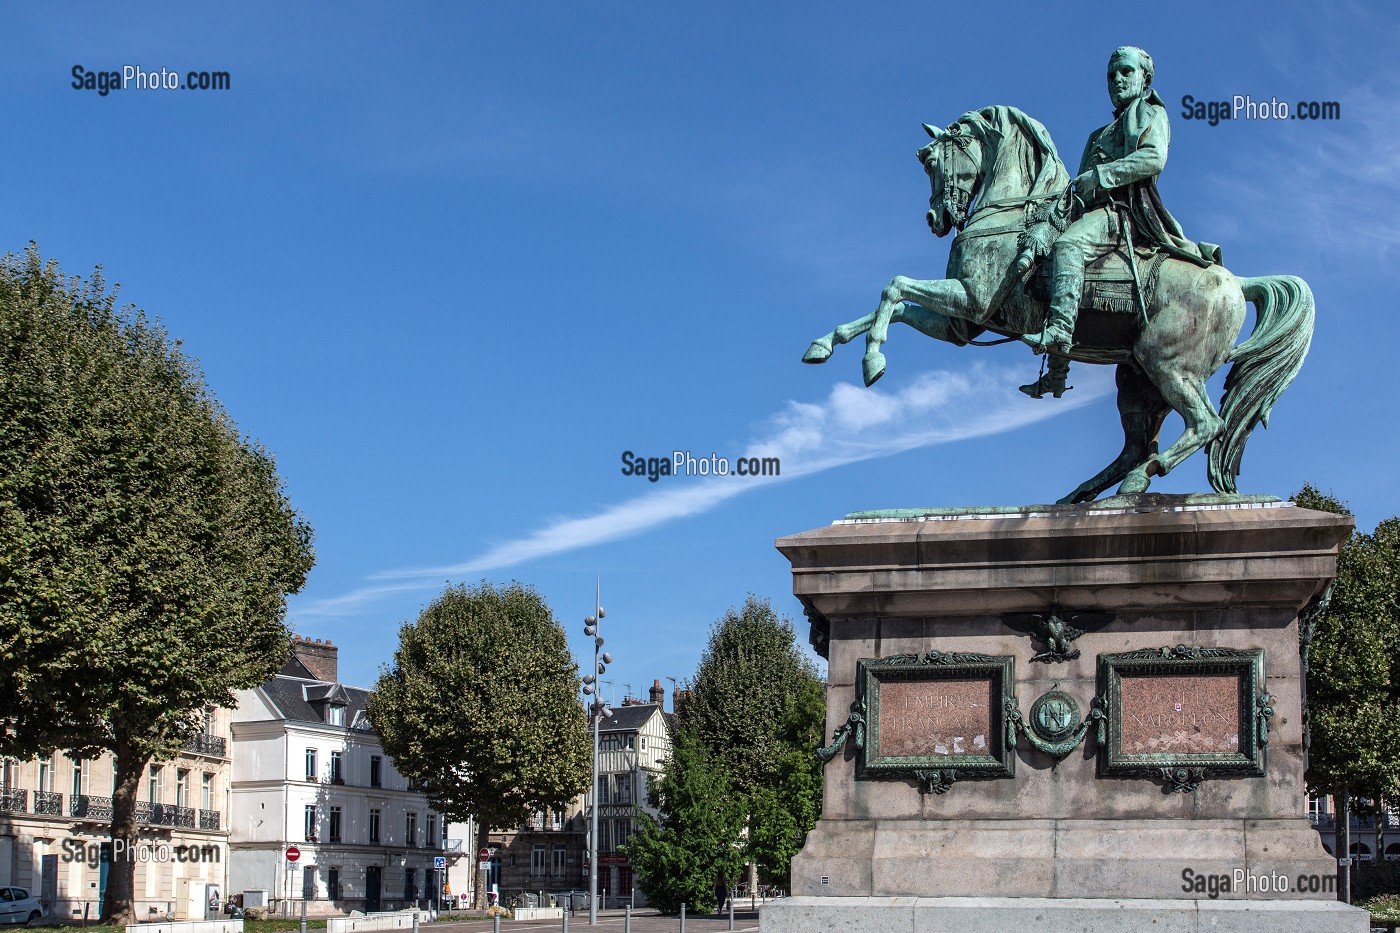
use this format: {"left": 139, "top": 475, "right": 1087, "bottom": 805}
{"left": 1292, "top": 484, "right": 1400, "bottom": 802}
{"left": 627, "top": 734, "right": 745, "bottom": 914}
{"left": 631, "top": 596, "right": 824, "bottom": 906}
{"left": 0, "top": 248, "right": 315, "bottom": 922}
{"left": 367, "top": 581, "right": 591, "bottom": 905}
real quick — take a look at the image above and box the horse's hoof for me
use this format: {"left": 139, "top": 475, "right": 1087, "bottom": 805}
{"left": 863, "top": 351, "right": 886, "bottom": 387}
{"left": 802, "top": 339, "right": 832, "bottom": 364}
{"left": 1116, "top": 473, "right": 1150, "bottom": 495}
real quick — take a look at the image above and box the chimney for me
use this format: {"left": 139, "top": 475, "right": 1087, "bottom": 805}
{"left": 292, "top": 635, "right": 339, "bottom": 683}
{"left": 649, "top": 679, "right": 665, "bottom": 707}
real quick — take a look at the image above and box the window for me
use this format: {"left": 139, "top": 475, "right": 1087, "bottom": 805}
{"left": 302, "top": 865, "right": 317, "bottom": 900}
{"left": 442, "top": 820, "right": 449, "bottom": 846}
{"left": 369, "top": 809, "right": 381, "bottom": 844}
{"left": 37, "top": 760, "right": 51, "bottom": 793}
{"left": 640, "top": 737, "right": 647, "bottom": 751}
{"left": 201, "top": 773, "right": 213, "bottom": 810}
{"left": 176, "top": 770, "right": 190, "bottom": 808}
{"left": 596, "top": 776, "right": 608, "bottom": 807}
{"left": 598, "top": 820, "right": 611, "bottom": 853}
{"left": 329, "top": 806, "right": 342, "bottom": 843}
{"left": 551, "top": 846, "right": 566, "bottom": 879}
{"left": 327, "top": 704, "right": 345, "bottom": 726}
{"left": 530, "top": 845, "right": 546, "bottom": 878}
{"left": 550, "top": 810, "right": 563, "bottom": 832}
{"left": 369, "top": 755, "right": 382, "bottom": 788}
{"left": 615, "top": 775, "right": 631, "bottom": 805}
{"left": 330, "top": 751, "right": 343, "bottom": 783}
{"left": 626, "top": 735, "right": 635, "bottom": 750}
{"left": 405, "top": 812, "right": 417, "bottom": 847}
{"left": 614, "top": 819, "right": 631, "bottom": 850}
{"left": 426, "top": 815, "right": 437, "bottom": 848}
{"left": 147, "top": 765, "right": 162, "bottom": 804}
{"left": 304, "top": 805, "right": 317, "bottom": 842}
{"left": 71, "top": 760, "right": 84, "bottom": 798}
{"left": 305, "top": 749, "right": 318, "bottom": 782}
{"left": 327, "top": 868, "right": 340, "bottom": 901}
{"left": 403, "top": 868, "right": 416, "bottom": 902}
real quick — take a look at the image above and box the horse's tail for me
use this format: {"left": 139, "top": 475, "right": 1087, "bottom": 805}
{"left": 1206, "top": 275, "right": 1315, "bottom": 493}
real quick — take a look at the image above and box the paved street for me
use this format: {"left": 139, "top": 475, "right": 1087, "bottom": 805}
{"left": 430, "top": 908, "right": 762, "bottom": 933}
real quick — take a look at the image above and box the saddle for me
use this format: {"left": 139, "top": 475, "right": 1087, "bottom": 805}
{"left": 1025, "top": 248, "right": 1170, "bottom": 316}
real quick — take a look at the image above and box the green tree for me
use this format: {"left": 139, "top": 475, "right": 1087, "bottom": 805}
{"left": 1292, "top": 485, "right": 1400, "bottom": 883}
{"left": 642, "top": 596, "right": 824, "bottom": 899}
{"left": 626, "top": 733, "right": 745, "bottom": 914}
{"left": 0, "top": 248, "right": 315, "bottom": 924}
{"left": 367, "top": 581, "right": 591, "bottom": 908}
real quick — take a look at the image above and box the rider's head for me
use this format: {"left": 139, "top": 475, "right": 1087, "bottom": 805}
{"left": 1107, "top": 46, "right": 1152, "bottom": 111}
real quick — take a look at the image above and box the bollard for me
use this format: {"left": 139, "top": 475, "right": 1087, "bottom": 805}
{"left": 411, "top": 911, "right": 419, "bottom": 933}
{"left": 303, "top": 897, "right": 310, "bottom": 933}
{"left": 563, "top": 906, "right": 569, "bottom": 933}
{"left": 728, "top": 897, "right": 734, "bottom": 932}
{"left": 679, "top": 902, "right": 685, "bottom": 933}
{"left": 624, "top": 904, "right": 631, "bottom": 933}
{"left": 494, "top": 913, "right": 501, "bottom": 933}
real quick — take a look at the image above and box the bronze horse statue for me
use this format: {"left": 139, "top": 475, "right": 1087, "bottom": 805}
{"left": 801, "top": 106, "right": 1313, "bottom": 503}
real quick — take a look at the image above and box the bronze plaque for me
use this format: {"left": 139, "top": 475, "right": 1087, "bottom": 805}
{"left": 876, "top": 678, "right": 995, "bottom": 758}
{"left": 1096, "top": 646, "right": 1268, "bottom": 782}
{"left": 1118, "top": 673, "right": 1242, "bottom": 755}
{"left": 856, "top": 652, "right": 1017, "bottom": 787}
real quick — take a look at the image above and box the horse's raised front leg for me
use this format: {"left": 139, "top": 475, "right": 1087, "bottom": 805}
{"left": 1116, "top": 368, "right": 1223, "bottom": 496}
{"left": 1060, "top": 364, "right": 1167, "bottom": 503}
{"left": 802, "top": 310, "right": 883, "bottom": 365}
{"left": 862, "top": 276, "right": 973, "bottom": 385}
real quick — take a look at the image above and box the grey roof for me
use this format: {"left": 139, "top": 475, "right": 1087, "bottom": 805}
{"left": 598, "top": 703, "right": 665, "bottom": 733}
{"left": 259, "top": 674, "right": 373, "bottom": 731}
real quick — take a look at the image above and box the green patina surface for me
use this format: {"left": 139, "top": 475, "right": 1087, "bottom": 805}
{"left": 802, "top": 47, "right": 1315, "bottom": 504}
{"left": 843, "top": 492, "right": 1280, "bottom": 521}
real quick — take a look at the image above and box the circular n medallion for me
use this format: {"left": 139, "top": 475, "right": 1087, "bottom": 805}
{"left": 1029, "top": 689, "right": 1082, "bottom": 744}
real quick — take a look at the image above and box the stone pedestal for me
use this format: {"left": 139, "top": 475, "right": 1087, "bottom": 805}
{"left": 763, "top": 496, "right": 1368, "bottom": 932}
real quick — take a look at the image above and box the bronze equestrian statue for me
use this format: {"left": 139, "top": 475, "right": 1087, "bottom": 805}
{"left": 801, "top": 48, "right": 1312, "bottom": 504}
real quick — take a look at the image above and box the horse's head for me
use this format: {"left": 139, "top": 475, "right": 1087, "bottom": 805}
{"left": 916, "top": 121, "right": 984, "bottom": 238}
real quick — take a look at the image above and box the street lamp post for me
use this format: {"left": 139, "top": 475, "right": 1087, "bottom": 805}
{"left": 581, "top": 581, "right": 613, "bottom": 927}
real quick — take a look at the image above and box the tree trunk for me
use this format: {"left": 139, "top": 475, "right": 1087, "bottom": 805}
{"left": 1376, "top": 794, "right": 1386, "bottom": 867}
{"left": 104, "top": 743, "right": 151, "bottom": 925}
{"left": 1335, "top": 787, "right": 1351, "bottom": 903}
{"left": 475, "top": 819, "right": 490, "bottom": 911}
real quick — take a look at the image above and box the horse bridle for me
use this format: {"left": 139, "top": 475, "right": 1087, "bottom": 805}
{"left": 926, "top": 123, "right": 978, "bottom": 231}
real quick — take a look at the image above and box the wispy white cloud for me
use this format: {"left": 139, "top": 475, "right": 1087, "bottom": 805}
{"left": 288, "top": 362, "right": 1112, "bottom": 626}
{"left": 392, "top": 363, "right": 1112, "bottom": 578}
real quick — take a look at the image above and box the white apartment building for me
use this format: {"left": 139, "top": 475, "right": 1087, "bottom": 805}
{"left": 229, "top": 637, "right": 449, "bottom": 916}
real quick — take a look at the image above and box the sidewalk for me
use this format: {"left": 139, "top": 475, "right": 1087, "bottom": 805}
{"left": 430, "top": 907, "right": 761, "bottom": 933}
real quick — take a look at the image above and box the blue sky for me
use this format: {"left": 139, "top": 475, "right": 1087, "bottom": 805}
{"left": 3, "top": 2, "right": 1395, "bottom": 697}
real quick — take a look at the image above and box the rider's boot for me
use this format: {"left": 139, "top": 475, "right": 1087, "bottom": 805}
{"left": 1018, "top": 355, "right": 1073, "bottom": 399}
{"left": 1023, "top": 255, "right": 1084, "bottom": 355}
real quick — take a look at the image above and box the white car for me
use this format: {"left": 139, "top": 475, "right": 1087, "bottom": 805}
{"left": 0, "top": 888, "right": 43, "bottom": 926}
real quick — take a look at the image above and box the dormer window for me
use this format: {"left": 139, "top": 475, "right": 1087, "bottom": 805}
{"left": 327, "top": 704, "right": 345, "bottom": 726}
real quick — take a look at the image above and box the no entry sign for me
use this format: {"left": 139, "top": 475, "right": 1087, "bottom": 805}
{"left": 286, "top": 845, "right": 301, "bottom": 863}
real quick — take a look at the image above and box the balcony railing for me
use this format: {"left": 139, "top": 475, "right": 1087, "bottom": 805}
{"left": 184, "top": 734, "right": 228, "bottom": 757}
{"left": 34, "top": 791, "right": 63, "bottom": 816}
{"left": 0, "top": 788, "right": 27, "bottom": 813}
{"left": 199, "top": 809, "right": 220, "bottom": 830}
{"left": 72, "top": 794, "right": 114, "bottom": 820}
{"left": 134, "top": 802, "right": 198, "bottom": 827}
